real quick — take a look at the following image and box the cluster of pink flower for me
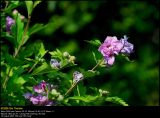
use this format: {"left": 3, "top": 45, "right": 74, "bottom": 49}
{"left": 24, "top": 81, "right": 53, "bottom": 106}
{"left": 98, "top": 36, "right": 134, "bottom": 66}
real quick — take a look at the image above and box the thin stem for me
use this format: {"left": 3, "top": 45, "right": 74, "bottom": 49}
{"left": 4, "top": 1, "right": 8, "bottom": 9}
{"left": 64, "top": 59, "right": 104, "bottom": 97}
{"left": 64, "top": 82, "right": 77, "bottom": 96}
{"left": 2, "top": 67, "right": 11, "bottom": 89}
{"left": 91, "top": 59, "right": 103, "bottom": 71}
{"left": 13, "top": 16, "right": 31, "bottom": 57}
{"left": 77, "top": 85, "right": 80, "bottom": 96}
{"left": 28, "top": 61, "right": 38, "bottom": 73}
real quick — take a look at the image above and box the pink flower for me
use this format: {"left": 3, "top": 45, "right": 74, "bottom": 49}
{"left": 98, "top": 36, "right": 123, "bottom": 66}
{"left": 6, "top": 16, "right": 15, "bottom": 33}
{"left": 30, "top": 94, "right": 52, "bottom": 106}
{"left": 98, "top": 35, "right": 134, "bottom": 66}
{"left": 120, "top": 35, "right": 134, "bottom": 55}
{"left": 33, "top": 81, "right": 47, "bottom": 93}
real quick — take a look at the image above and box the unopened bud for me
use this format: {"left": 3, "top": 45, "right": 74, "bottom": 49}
{"left": 63, "top": 52, "right": 69, "bottom": 57}
{"left": 20, "top": 15, "right": 25, "bottom": 20}
{"left": 13, "top": 9, "right": 18, "bottom": 15}
{"left": 57, "top": 95, "right": 64, "bottom": 101}
{"left": 69, "top": 56, "right": 76, "bottom": 62}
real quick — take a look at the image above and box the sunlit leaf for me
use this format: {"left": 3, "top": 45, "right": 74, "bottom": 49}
{"left": 25, "top": 1, "right": 33, "bottom": 16}
{"left": 4, "top": 1, "right": 20, "bottom": 13}
{"left": 28, "top": 24, "right": 47, "bottom": 35}
{"left": 33, "top": 1, "right": 42, "bottom": 8}
{"left": 11, "top": 13, "right": 24, "bottom": 48}
{"left": 105, "top": 97, "right": 129, "bottom": 106}
{"left": 68, "top": 95, "right": 99, "bottom": 103}
{"left": 5, "top": 53, "right": 24, "bottom": 67}
{"left": 31, "top": 62, "right": 50, "bottom": 75}
{"left": 85, "top": 39, "right": 101, "bottom": 47}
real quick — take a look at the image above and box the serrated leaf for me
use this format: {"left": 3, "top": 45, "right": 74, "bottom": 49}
{"left": 60, "top": 59, "right": 69, "bottom": 68}
{"left": 19, "top": 41, "right": 46, "bottom": 59}
{"left": 85, "top": 39, "right": 101, "bottom": 47}
{"left": 22, "top": 32, "right": 29, "bottom": 45}
{"left": 28, "top": 24, "right": 47, "bottom": 35}
{"left": 49, "top": 49, "right": 63, "bottom": 60}
{"left": 14, "top": 76, "right": 26, "bottom": 85}
{"left": 38, "top": 43, "right": 48, "bottom": 58}
{"left": 5, "top": 53, "right": 24, "bottom": 67}
{"left": 105, "top": 97, "right": 129, "bottom": 106}
{"left": 31, "top": 62, "right": 50, "bottom": 75}
{"left": 11, "top": 13, "right": 24, "bottom": 48}
{"left": 80, "top": 68, "right": 99, "bottom": 78}
{"left": 25, "top": 1, "right": 33, "bottom": 16}
{"left": 13, "top": 66, "right": 24, "bottom": 76}
{"left": 1, "top": 32, "right": 16, "bottom": 47}
{"left": 33, "top": 1, "right": 42, "bottom": 8}
{"left": 68, "top": 95, "right": 99, "bottom": 103}
{"left": 4, "top": 1, "right": 20, "bottom": 13}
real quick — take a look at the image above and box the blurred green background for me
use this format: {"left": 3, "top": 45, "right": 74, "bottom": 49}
{"left": 17, "top": 1, "right": 159, "bottom": 106}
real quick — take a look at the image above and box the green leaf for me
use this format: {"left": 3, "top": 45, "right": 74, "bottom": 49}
{"left": 19, "top": 41, "right": 46, "bottom": 59}
{"left": 38, "top": 43, "right": 48, "bottom": 58}
{"left": 14, "top": 76, "right": 26, "bottom": 85}
{"left": 13, "top": 66, "right": 25, "bottom": 76}
{"left": 5, "top": 53, "right": 24, "bottom": 67}
{"left": 33, "top": 1, "right": 42, "bottom": 8}
{"left": 25, "top": 1, "right": 33, "bottom": 16}
{"left": 22, "top": 32, "right": 29, "bottom": 45}
{"left": 1, "top": 32, "right": 16, "bottom": 47}
{"left": 5, "top": 1, "right": 20, "bottom": 13}
{"left": 49, "top": 49, "right": 63, "bottom": 60}
{"left": 80, "top": 68, "right": 99, "bottom": 78}
{"left": 11, "top": 13, "right": 24, "bottom": 48}
{"left": 85, "top": 39, "right": 101, "bottom": 47}
{"left": 68, "top": 95, "right": 99, "bottom": 103}
{"left": 28, "top": 24, "right": 47, "bottom": 35}
{"left": 92, "top": 51, "right": 97, "bottom": 63}
{"left": 76, "top": 82, "right": 86, "bottom": 96}
{"left": 60, "top": 59, "right": 69, "bottom": 68}
{"left": 31, "top": 62, "right": 50, "bottom": 75}
{"left": 105, "top": 97, "right": 129, "bottom": 106}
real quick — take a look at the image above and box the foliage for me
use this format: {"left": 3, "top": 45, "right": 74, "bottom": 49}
{"left": 0, "top": 1, "right": 159, "bottom": 106}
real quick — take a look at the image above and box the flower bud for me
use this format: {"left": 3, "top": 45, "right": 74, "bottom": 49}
{"left": 69, "top": 56, "right": 76, "bottom": 62}
{"left": 20, "top": 15, "right": 25, "bottom": 20}
{"left": 12, "top": 9, "right": 18, "bottom": 15}
{"left": 63, "top": 52, "right": 69, "bottom": 57}
{"left": 57, "top": 95, "right": 64, "bottom": 101}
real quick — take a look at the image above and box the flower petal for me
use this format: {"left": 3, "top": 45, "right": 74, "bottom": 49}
{"left": 107, "top": 56, "right": 115, "bottom": 65}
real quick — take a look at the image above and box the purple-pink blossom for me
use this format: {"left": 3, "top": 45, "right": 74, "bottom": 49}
{"left": 33, "top": 81, "right": 47, "bottom": 93}
{"left": 98, "top": 35, "right": 134, "bottom": 66}
{"left": 30, "top": 94, "right": 53, "bottom": 106}
{"left": 120, "top": 35, "right": 134, "bottom": 55}
{"left": 6, "top": 16, "right": 15, "bottom": 33}
{"left": 24, "top": 80, "right": 54, "bottom": 106}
